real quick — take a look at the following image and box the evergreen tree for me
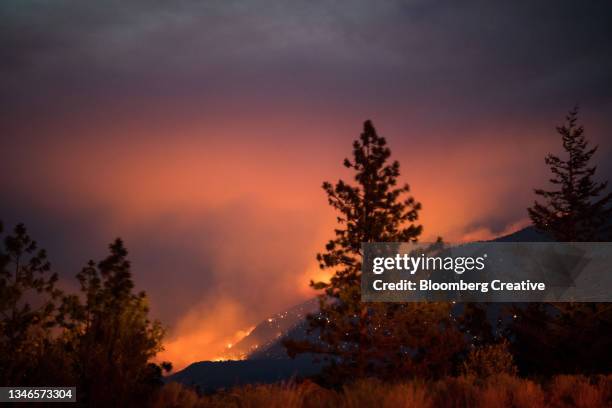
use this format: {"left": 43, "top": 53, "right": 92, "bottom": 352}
{"left": 285, "top": 121, "right": 464, "bottom": 382}
{"left": 511, "top": 109, "right": 612, "bottom": 375}
{"left": 62, "top": 239, "right": 169, "bottom": 406}
{"left": 528, "top": 107, "right": 612, "bottom": 241}
{"left": 0, "top": 222, "right": 62, "bottom": 385}
{"left": 0, "top": 222, "right": 171, "bottom": 401}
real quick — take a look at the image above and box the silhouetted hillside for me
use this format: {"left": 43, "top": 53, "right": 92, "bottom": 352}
{"left": 229, "top": 298, "right": 318, "bottom": 359}
{"left": 492, "top": 226, "right": 552, "bottom": 242}
{"left": 167, "top": 358, "right": 321, "bottom": 392}
{"left": 250, "top": 226, "right": 553, "bottom": 359}
{"left": 167, "top": 299, "right": 322, "bottom": 390}
{"left": 168, "top": 225, "right": 553, "bottom": 390}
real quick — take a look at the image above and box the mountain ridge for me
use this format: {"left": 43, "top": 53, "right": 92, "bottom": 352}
{"left": 168, "top": 225, "right": 547, "bottom": 389}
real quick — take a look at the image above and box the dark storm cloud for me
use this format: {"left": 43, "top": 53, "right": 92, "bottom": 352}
{"left": 2, "top": 0, "right": 611, "bottom": 129}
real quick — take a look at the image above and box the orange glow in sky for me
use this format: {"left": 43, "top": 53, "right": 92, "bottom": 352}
{"left": 1, "top": 116, "right": 567, "bottom": 371}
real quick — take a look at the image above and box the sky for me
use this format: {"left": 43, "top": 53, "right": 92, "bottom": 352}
{"left": 1, "top": 0, "right": 612, "bottom": 369}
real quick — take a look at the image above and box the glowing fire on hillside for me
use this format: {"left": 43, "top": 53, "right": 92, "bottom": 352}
{"left": 209, "top": 326, "right": 256, "bottom": 362}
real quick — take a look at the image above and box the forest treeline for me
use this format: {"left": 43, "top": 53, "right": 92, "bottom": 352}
{"left": 1, "top": 108, "right": 611, "bottom": 406}
{"left": 0, "top": 230, "right": 170, "bottom": 406}
{"left": 284, "top": 108, "right": 612, "bottom": 382}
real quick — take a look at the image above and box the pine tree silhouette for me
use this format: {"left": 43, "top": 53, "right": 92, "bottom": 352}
{"left": 528, "top": 107, "right": 612, "bottom": 241}
{"left": 0, "top": 222, "right": 61, "bottom": 386}
{"left": 284, "top": 121, "right": 463, "bottom": 382}
{"left": 511, "top": 109, "right": 612, "bottom": 376}
{"left": 63, "top": 238, "right": 169, "bottom": 406}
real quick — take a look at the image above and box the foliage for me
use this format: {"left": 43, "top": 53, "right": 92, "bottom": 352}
{"left": 509, "top": 302, "right": 612, "bottom": 376}
{"left": 461, "top": 339, "right": 517, "bottom": 378}
{"left": 0, "top": 221, "right": 169, "bottom": 406}
{"left": 528, "top": 107, "right": 612, "bottom": 241}
{"left": 456, "top": 303, "right": 495, "bottom": 348}
{"left": 60, "top": 238, "right": 169, "bottom": 406}
{"left": 284, "top": 121, "right": 464, "bottom": 381}
{"left": 156, "top": 375, "right": 612, "bottom": 408}
{"left": 514, "top": 109, "right": 612, "bottom": 376}
{"left": 0, "top": 222, "right": 62, "bottom": 385}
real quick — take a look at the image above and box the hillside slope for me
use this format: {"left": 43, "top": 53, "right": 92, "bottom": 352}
{"left": 168, "top": 225, "right": 550, "bottom": 390}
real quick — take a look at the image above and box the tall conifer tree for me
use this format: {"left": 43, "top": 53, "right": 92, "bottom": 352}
{"left": 63, "top": 239, "right": 168, "bottom": 406}
{"left": 285, "top": 121, "right": 463, "bottom": 381}
{"left": 512, "top": 109, "right": 612, "bottom": 375}
{"left": 528, "top": 108, "right": 612, "bottom": 241}
{"left": 0, "top": 222, "right": 61, "bottom": 385}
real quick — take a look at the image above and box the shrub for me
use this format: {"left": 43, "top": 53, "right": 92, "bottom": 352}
{"left": 462, "top": 340, "right": 517, "bottom": 379}
{"left": 479, "top": 375, "right": 544, "bottom": 408}
{"left": 152, "top": 382, "right": 203, "bottom": 408}
{"left": 548, "top": 375, "right": 607, "bottom": 408}
{"left": 156, "top": 374, "right": 612, "bottom": 408}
